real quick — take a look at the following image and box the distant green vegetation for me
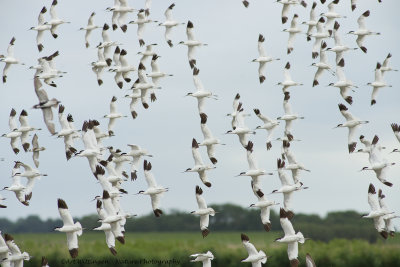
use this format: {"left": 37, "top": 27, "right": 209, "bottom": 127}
{"left": 0, "top": 204, "right": 389, "bottom": 243}
{"left": 12, "top": 232, "right": 400, "bottom": 267}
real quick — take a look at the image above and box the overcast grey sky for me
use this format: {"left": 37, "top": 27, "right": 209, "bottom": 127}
{"left": 0, "top": 0, "right": 399, "bottom": 232}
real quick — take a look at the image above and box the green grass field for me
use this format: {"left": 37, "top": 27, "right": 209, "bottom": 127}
{"left": 13, "top": 232, "right": 400, "bottom": 267}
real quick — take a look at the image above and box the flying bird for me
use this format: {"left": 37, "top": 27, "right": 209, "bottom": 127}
{"left": 29, "top": 6, "right": 51, "bottom": 52}
{"left": 367, "top": 62, "right": 392, "bottom": 106}
{"left": 240, "top": 233, "right": 267, "bottom": 266}
{"left": 0, "top": 37, "right": 25, "bottom": 83}
{"left": 45, "top": 0, "right": 71, "bottom": 38}
{"left": 178, "top": 21, "right": 208, "bottom": 68}
{"left": 190, "top": 251, "right": 214, "bottom": 266}
{"left": 158, "top": 4, "right": 185, "bottom": 47}
{"left": 348, "top": 10, "right": 381, "bottom": 53}
{"left": 55, "top": 199, "right": 83, "bottom": 258}
{"left": 79, "top": 12, "right": 101, "bottom": 48}
{"left": 252, "top": 34, "right": 280, "bottom": 83}
{"left": 29, "top": 134, "right": 45, "bottom": 168}
{"left": 191, "top": 186, "right": 216, "bottom": 238}
{"left": 254, "top": 108, "right": 280, "bottom": 150}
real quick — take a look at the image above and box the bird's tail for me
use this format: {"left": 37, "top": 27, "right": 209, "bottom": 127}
{"left": 259, "top": 250, "right": 267, "bottom": 263}
{"left": 75, "top": 222, "right": 83, "bottom": 236}
{"left": 297, "top": 232, "right": 305, "bottom": 243}
{"left": 22, "top": 252, "right": 30, "bottom": 260}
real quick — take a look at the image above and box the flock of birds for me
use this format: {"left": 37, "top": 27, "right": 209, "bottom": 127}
{"left": 0, "top": 0, "right": 398, "bottom": 266}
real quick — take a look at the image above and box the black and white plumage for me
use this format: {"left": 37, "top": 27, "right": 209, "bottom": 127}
{"left": 360, "top": 135, "right": 394, "bottom": 187}
{"left": 312, "top": 41, "right": 334, "bottom": 87}
{"left": 45, "top": 0, "right": 71, "bottom": 38}
{"left": 327, "top": 58, "right": 355, "bottom": 105}
{"left": 75, "top": 120, "right": 101, "bottom": 175}
{"left": 254, "top": 108, "right": 280, "bottom": 150}
{"left": 158, "top": 4, "right": 185, "bottom": 47}
{"left": 1, "top": 108, "right": 21, "bottom": 154}
{"left": 55, "top": 199, "right": 83, "bottom": 258}
{"left": 277, "top": 62, "right": 303, "bottom": 93}
{"left": 226, "top": 103, "right": 255, "bottom": 147}
{"left": 361, "top": 184, "right": 389, "bottom": 239}
{"left": 32, "top": 77, "right": 60, "bottom": 135}
{"left": 378, "top": 189, "right": 399, "bottom": 237}
{"left": 277, "top": 92, "right": 304, "bottom": 141}
{"left": 367, "top": 63, "right": 392, "bottom": 106}
{"left": 240, "top": 233, "right": 267, "bottom": 266}
{"left": 126, "top": 144, "right": 153, "bottom": 181}
{"left": 335, "top": 103, "right": 369, "bottom": 153}
{"left": 250, "top": 182, "right": 278, "bottom": 232}
{"left": 4, "top": 233, "right": 30, "bottom": 267}
{"left": 190, "top": 251, "right": 214, "bottom": 266}
{"left": 283, "top": 14, "right": 301, "bottom": 54}
{"left": 30, "top": 134, "right": 45, "bottom": 168}
{"left": 184, "top": 138, "right": 215, "bottom": 187}
{"left": 236, "top": 141, "right": 273, "bottom": 190}
{"left": 0, "top": 37, "right": 25, "bottom": 83}
{"left": 310, "top": 17, "right": 329, "bottom": 59}
{"left": 302, "top": 2, "right": 318, "bottom": 41}
{"left": 186, "top": 67, "right": 216, "bottom": 114}
{"left": 275, "top": 208, "right": 307, "bottom": 266}
{"left": 251, "top": 34, "right": 280, "bottom": 83}
{"left": 96, "top": 189, "right": 126, "bottom": 245}
{"left": 381, "top": 53, "right": 398, "bottom": 75}
{"left": 79, "top": 12, "right": 101, "bottom": 48}
{"left": 348, "top": 10, "right": 381, "bottom": 53}
{"left": 179, "top": 21, "right": 208, "bottom": 68}
{"left": 128, "top": 9, "right": 158, "bottom": 46}
{"left": 139, "top": 160, "right": 168, "bottom": 217}
{"left": 277, "top": 0, "right": 307, "bottom": 24}
{"left": 198, "top": 113, "right": 223, "bottom": 165}
{"left": 29, "top": 6, "right": 50, "bottom": 52}
{"left": 191, "top": 186, "right": 216, "bottom": 238}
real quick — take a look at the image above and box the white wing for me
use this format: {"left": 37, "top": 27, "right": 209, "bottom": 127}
{"left": 196, "top": 193, "right": 207, "bottom": 209}
{"left": 59, "top": 207, "right": 74, "bottom": 226}
{"left": 280, "top": 216, "right": 296, "bottom": 236}
{"left": 287, "top": 242, "right": 298, "bottom": 260}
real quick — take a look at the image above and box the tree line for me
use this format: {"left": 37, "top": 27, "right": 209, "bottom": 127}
{"left": 0, "top": 204, "right": 383, "bottom": 242}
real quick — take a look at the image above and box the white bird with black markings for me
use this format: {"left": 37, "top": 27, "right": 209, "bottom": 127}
{"left": 103, "top": 96, "right": 127, "bottom": 135}
{"left": 15, "top": 161, "right": 48, "bottom": 202}
{"left": 147, "top": 54, "right": 173, "bottom": 86}
{"left": 93, "top": 200, "right": 117, "bottom": 256}
{"left": 79, "top": 12, "right": 101, "bottom": 48}
{"left": 310, "top": 17, "right": 329, "bottom": 59}
{"left": 327, "top": 59, "right": 355, "bottom": 105}
{"left": 250, "top": 182, "right": 278, "bottom": 232}
{"left": 240, "top": 233, "right": 267, "bottom": 266}
{"left": 126, "top": 144, "right": 153, "bottom": 181}
{"left": 131, "top": 63, "right": 160, "bottom": 109}
{"left": 118, "top": 49, "right": 136, "bottom": 83}
{"left": 138, "top": 160, "right": 168, "bottom": 217}
{"left": 186, "top": 68, "right": 216, "bottom": 114}
{"left": 92, "top": 46, "right": 111, "bottom": 86}
{"left": 327, "top": 21, "right": 358, "bottom": 64}
{"left": 1, "top": 108, "right": 21, "bottom": 154}
{"left": 128, "top": 9, "right": 158, "bottom": 46}
{"left": 56, "top": 105, "right": 78, "bottom": 160}
{"left": 0, "top": 232, "right": 10, "bottom": 264}
{"left": 45, "top": 0, "right": 71, "bottom": 39}
{"left": 179, "top": 21, "right": 208, "bottom": 68}
{"left": 282, "top": 140, "right": 310, "bottom": 184}
{"left": 29, "top": 134, "right": 45, "bottom": 168}
{"left": 254, "top": 108, "right": 279, "bottom": 150}
{"left": 55, "top": 198, "right": 83, "bottom": 258}
{"left": 190, "top": 251, "right": 214, "bottom": 266}
{"left": 277, "top": 62, "right": 303, "bottom": 93}
{"left": 0, "top": 37, "right": 25, "bottom": 83}
{"left": 335, "top": 103, "right": 369, "bottom": 153}
{"left": 116, "top": 0, "right": 135, "bottom": 32}
{"left": 137, "top": 43, "right": 158, "bottom": 63}
{"left": 75, "top": 120, "right": 101, "bottom": 175}
{"left": 312, "top": 41, "right": 334, "bottom": 87}
{"left": 277, "top": 0, "right": 307, "bottom": 24}
{"left": 184, "top": 139, "right": 215, "bottom": 187}
{"left": 29, "top": 6, "right": 51, "bottom": 52}
{"left": 236, "top": 141, "right": 273, "bottom": 190}
{"left": 95, "top": 182, "right": 126, "bottom": 245}
{"left": 32, "top": 77, "right": 60, "bottom": 135}
{"left": 191, "top": 186, "right": 216, "bottom": 238}
{"left": 272, "top": 159, "right": 307, "bottom": 219}
{"left": 98, "top": 24, "right": 120, "bottom": 63}
{"left": 252, "top": 34, "right": 280, "bottom": 84}
{"left": 360, "top": 135, "right": 394, "bottom": 187}
{"left": 158, "top": 3, "right": 185, "bottom": 47}
{"left": 226, "top": 104, "right": 255, "bottom": 147}
{"left": 391, "top": 123, "right": 400, "bottom": 147}
{"left": 275, "top": 208, "right": 308, "bottom": 267}
{"left": 381, "top": 53, "right": 398, "bottom": 76}
{"left": 348, "top": 10, "right": 381, "bottom": 53}
{"left": 320, "top": 0, "right": 345, "bottom": 31}
{"left": 2, "top": 162, "right": 28, "bottom": 206}
{"left": 302, "top": 2, "right": 318, "bottom": 41}
{"left": 199, "top": 113, "right": 223, "bottom": 165}
{"left": 4, "top": 234, "right": 30, "bottom": 267}
{"left": 277, "top": 92, "right": 304, "bottom": 141}
{"left": 361, "top": 184, "right": 390, "bottom": 239}
{"left": 378, "top": 189, "right": 399, "bottom": 237}
{"left": 368, "top": 62, "right": 392, "bottom": 106}
{"left": 283, "top": 14, "right": 301, "bottom": 54}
